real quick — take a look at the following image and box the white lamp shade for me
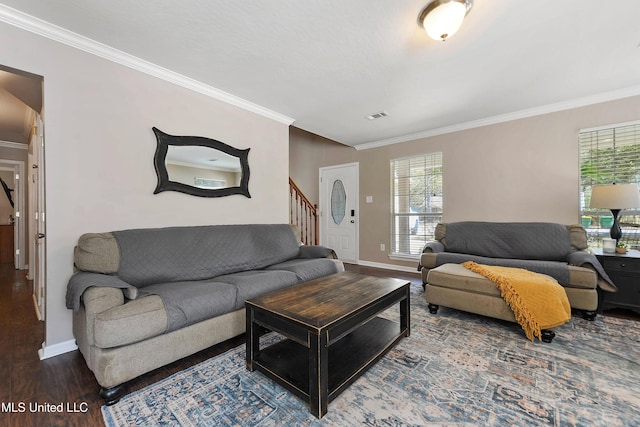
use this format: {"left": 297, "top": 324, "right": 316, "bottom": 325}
{"left": 422, "top": 1, "right": 468, "bottom": 41}
{"left": 589, "top": 183, "right": 640, "bottom": 209}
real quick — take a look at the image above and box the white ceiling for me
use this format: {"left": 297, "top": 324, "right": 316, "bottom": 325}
{"left": 1, "top": 0, "right": 640, "bottom": 148}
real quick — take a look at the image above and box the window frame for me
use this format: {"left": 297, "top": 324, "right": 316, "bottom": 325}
{"left": 579, "top": 120, "right": 640, "bottom": 248}
{"left": 390, "top": 152, "right": 443, "bottom": 259}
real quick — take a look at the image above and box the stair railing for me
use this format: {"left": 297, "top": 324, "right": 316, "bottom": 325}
{"left": 289, "top": 178, "right": 318, "bottom": 245}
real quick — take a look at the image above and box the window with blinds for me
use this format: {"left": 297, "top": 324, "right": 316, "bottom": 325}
{"left": 390, "top": 152, "right": 443, "bottom": 257}
{"left": 579, "top": 121, "right": 640, "bottom": 248}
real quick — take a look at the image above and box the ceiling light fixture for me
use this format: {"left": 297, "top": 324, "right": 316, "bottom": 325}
{"left": 418, "top": 0, "right": 473, "bottom": 41}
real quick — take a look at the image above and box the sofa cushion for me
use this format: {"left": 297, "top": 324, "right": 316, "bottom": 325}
{"left": 112, "top": 224, "right": 301, "bottom": 287}
{"left": 427, "top": 263, "right": 502, "bottom": 297}
{"left": 422, "top": 252, "right": 596, "bottom": 290}
{"left": 435, "top": 223, "right": 588, "bottom": 253}
{"left": 266, "top": 258, "right": 339, "bottom": 282}
{"left": 441, "top": 222, "right": 572, "bottom": 261}
{"left": 427, "top": 263, "right": 562, "bottom": 295}
{"left": 214, "top": 270, "right": 300, "bottom": 310}
{"left": 427, "top": 263, "right": 598, "bottom": 312}
{"left": 422, "top": 252, "right": 571, "bottom": 285}
{"left": 143, "top": 280, "right": 238, "bottom": 332}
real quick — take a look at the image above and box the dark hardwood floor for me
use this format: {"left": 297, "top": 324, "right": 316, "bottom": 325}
{"left": 0, "top": 264, "right": 246, "bottom": 427}
{"left": 0, "top": 263, "right": 636, "bottom": 427}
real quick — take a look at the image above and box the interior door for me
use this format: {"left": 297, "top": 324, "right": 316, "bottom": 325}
{"left": 31, "top": 116, "right": 45, "bottom": 320}
{"left": 12, "top": 166, "right": 18, "bottom": 268}
{"left": 319, "top": 163, "right": 358, "bottom": 263}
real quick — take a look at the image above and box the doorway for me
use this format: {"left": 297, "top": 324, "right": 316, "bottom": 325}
{"left": 0, "top": 64, "right": 45, "bottom": 320}
{"left": 319, "top": 162, "right": 359, "bottom": 263}
{"left": 0, "top": 159, "right": 25, "bottom": 269}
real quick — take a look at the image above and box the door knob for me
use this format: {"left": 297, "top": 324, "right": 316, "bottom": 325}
{"left": 37, "top": 233, "right": 45, "bottom": 239}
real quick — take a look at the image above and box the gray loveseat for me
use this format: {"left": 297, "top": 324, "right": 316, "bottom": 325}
{"left": 418, "top": 222, "right": 615, "bottom": 321}
{"left": 66, "top": 224, "right": 343, "bottom": 404}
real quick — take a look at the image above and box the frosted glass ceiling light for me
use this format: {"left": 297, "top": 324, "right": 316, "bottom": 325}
{"left": 419, "top": 0, "right": 473, "bottom": 41}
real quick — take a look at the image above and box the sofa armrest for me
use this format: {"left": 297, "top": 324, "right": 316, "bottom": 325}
{"left": 418, "top": 241, "right": 445, "bottom": 271}
{"left": 74, "top": 286, "right": 127, "bottom": 351}
{"left": 66, "top": 272, "right": 140, "bottom": 312}
{"left": 567, "top": 250, "right": 617, "bottom": 292}
{"left": 422, "top": 241, "right": 445, "bottom": 254}
{"left": 82, "top": 286, "right": 126, "bottom": 316}
{"left": 297, "top": 245, "right": 338, "bottom": 259}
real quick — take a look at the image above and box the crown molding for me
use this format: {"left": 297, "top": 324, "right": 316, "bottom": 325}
{"left": 0, "top": 4, "right": 295, "bottom": 126}
{"left": 355, "top": 84, "right": 640, "bottom": 151}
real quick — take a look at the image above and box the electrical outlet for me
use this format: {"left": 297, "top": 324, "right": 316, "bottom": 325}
{"left": 380, "top": 243, "right": 385, "bottom": 251}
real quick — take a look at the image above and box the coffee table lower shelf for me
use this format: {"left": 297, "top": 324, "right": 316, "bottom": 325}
{"left": 252, "top": 316, "right": 402, "bottom": 406}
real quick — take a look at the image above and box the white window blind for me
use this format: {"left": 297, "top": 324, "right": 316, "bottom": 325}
{"left": 390, "top": 152, "right": 443, "bottom": 257}
{"left": 579, "top": 122, "right": 640, "bottom": 248}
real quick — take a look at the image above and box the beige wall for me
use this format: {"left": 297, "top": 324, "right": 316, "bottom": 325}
{"left": 289, "top": 127, "right": 357, "bottom": 204}
{"left": 0, "top": 22, "right": 290, "bottom": 351}
{"left": 291, "top": 95, "right": 640, "bottom": 271}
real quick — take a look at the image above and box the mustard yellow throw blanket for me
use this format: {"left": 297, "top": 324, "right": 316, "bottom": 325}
{"left": 462, "top": 261, "right": 571, "bottom": 341}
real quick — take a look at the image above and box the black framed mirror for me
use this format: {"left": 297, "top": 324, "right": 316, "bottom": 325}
{"left": 152, "top": 127, "right": 250, "bottom": 198}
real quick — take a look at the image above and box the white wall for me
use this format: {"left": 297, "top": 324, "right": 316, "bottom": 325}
{"left": 0, "top": 22, "right": 290, "bottom": 352}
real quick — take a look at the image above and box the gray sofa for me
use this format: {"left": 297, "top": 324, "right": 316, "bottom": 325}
{"left": 419, "top": 222, "right": 615, "bottom": 321}
{"left": 66, "top": 224, "right": 343, "bottom": 404}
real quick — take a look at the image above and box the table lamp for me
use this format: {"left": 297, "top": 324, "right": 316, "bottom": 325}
{"left": 589, "top": 183, "right": 640, "bottom": 242}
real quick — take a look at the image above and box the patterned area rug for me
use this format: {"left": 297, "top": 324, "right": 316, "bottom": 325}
{"left": 102, "top": 284, "right": 640, "bottom": 426}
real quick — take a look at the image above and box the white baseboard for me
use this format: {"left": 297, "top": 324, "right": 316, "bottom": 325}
{"left": 38, "top": 339, "right": 78, "bottom": 360}
{"left": 356, "top": 260, "right": 421, "bottom": 274}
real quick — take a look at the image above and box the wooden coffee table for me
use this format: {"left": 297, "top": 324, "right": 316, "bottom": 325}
{"left": 245, "top": 271, "right": 410, "bottom": 418}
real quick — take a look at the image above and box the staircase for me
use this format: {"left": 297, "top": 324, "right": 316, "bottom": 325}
{"left": 289, "top": 178, "right": 318, "bottom": 245}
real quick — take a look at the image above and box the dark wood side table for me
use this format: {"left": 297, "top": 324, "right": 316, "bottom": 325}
{"left": 593, "top": 248, "right": 640, "bottom": 314}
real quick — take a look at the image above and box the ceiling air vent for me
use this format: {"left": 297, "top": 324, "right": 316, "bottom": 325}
{"left": 366, "top": 111, "right": 388, "bottom": 120}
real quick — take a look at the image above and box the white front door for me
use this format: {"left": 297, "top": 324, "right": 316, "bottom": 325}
{"left": 319, "top": 163, "right": 358, "bottom": 263}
